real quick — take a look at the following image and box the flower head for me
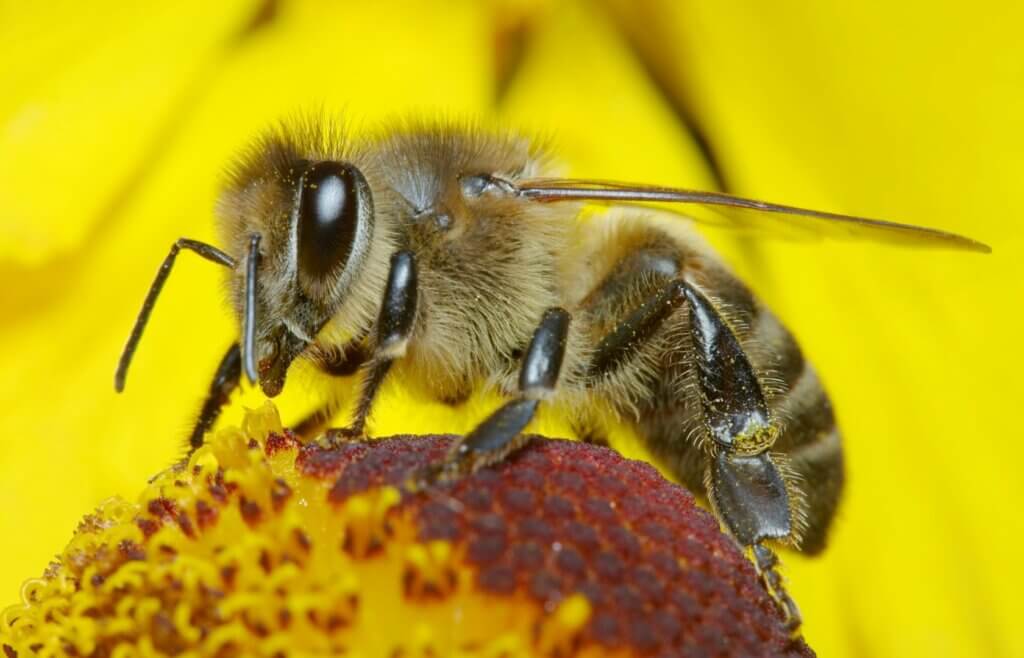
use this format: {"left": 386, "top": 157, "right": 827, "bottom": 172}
{"left": 2, "top": 404, "right": 811, "bottom": 657}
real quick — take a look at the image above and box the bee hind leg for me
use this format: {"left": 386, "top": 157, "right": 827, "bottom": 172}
{"left": 587, "top": 271, "right": 804, "bottom": 631}
{"left": 684, "top": 281, "right": 803, "bottom": 632}
{"left": 411, "top": 307, "right": 571, "bottom": 487}
{"left": 579, "top": 242, "right": 806, "bottom": 631}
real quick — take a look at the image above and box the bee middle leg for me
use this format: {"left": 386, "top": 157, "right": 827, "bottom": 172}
{"left": 290, "top": 337, "right": 371, "bottom": 439}
{"left": 414, "top": 307, "right": 572, "bottom": 485}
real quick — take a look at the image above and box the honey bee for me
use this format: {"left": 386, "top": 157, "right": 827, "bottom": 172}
{"left": 114, "top": 118, "right": 989, "bottom": 631}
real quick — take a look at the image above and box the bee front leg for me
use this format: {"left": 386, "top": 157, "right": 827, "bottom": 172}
{"left": 322, "top": 251, "right": 418, "bottom": 444}
{"left": 683, "top": 282, "right": 802, "bottom": 632}
{"left": 414, "top": 307, "right": 571, "bottom": 485}
{"left": 186, "top": 343, "right": 243, "bottom": 453}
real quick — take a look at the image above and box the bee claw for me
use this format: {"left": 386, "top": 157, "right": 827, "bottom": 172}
{"left": 147, "top": 459, "right": 189, "bottom": 484}
{"left": 401, "top": 461, "right": 446, "bottom": 494}
{"left": 750, "top": 543, "right": 802, "bottom": 635}
{"left": 317, "top": 426, "right": 366, "bottom": 449}
{"left": 399, "top": 461, "right": 467, "bottom": 517}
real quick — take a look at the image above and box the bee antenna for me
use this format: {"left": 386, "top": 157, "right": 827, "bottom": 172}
{"left": 115, "top": 239, "right": 236, "bottom": 393}
{"left": 241, "top": 234, "right": 262, "bottom": 385}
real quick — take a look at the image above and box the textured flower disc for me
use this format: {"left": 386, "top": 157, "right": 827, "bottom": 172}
{"left": 1, "top": 405, "right": 813, "bottom": 657}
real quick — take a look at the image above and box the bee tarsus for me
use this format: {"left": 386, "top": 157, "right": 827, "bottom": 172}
{"left": 320, "top": 358, "right": 392, "bottom": 446}
{"left": 751, "top": 543, "right": 803, "bottom": 633}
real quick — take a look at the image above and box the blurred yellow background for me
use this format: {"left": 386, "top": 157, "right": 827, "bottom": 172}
{"left": 1, "top": 1, "right": 1021, "bottom": 656}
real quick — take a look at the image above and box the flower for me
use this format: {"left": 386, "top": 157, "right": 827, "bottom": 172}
{"left": 1, "top": 403, "right": 812, "bottom": 657}
{"left": 1, "top": 1, "right": 1021, "bottom": 657}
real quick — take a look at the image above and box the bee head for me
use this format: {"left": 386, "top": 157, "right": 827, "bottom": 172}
{"left": 256, "top": 159, "right": 374, "bottom": 396}
{"left": 218, "top": 129, "right": 376, "bottom": 396}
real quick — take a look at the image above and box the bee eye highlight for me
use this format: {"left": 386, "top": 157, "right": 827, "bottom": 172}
{"left": 297, "top": 161, "right": 369, "bottom": 280}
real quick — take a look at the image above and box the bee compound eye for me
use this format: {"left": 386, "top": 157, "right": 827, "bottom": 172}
{"left": 296, "top": 161, "right": 370, "bottom": 280}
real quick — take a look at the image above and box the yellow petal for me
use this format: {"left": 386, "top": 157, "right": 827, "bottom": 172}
{"left": 0, "top": 0, "right": 260, "bottom": 265}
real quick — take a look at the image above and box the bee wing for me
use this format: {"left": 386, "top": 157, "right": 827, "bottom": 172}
{"left": 515, "top": 177, "right": 991, "bottom": 253}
